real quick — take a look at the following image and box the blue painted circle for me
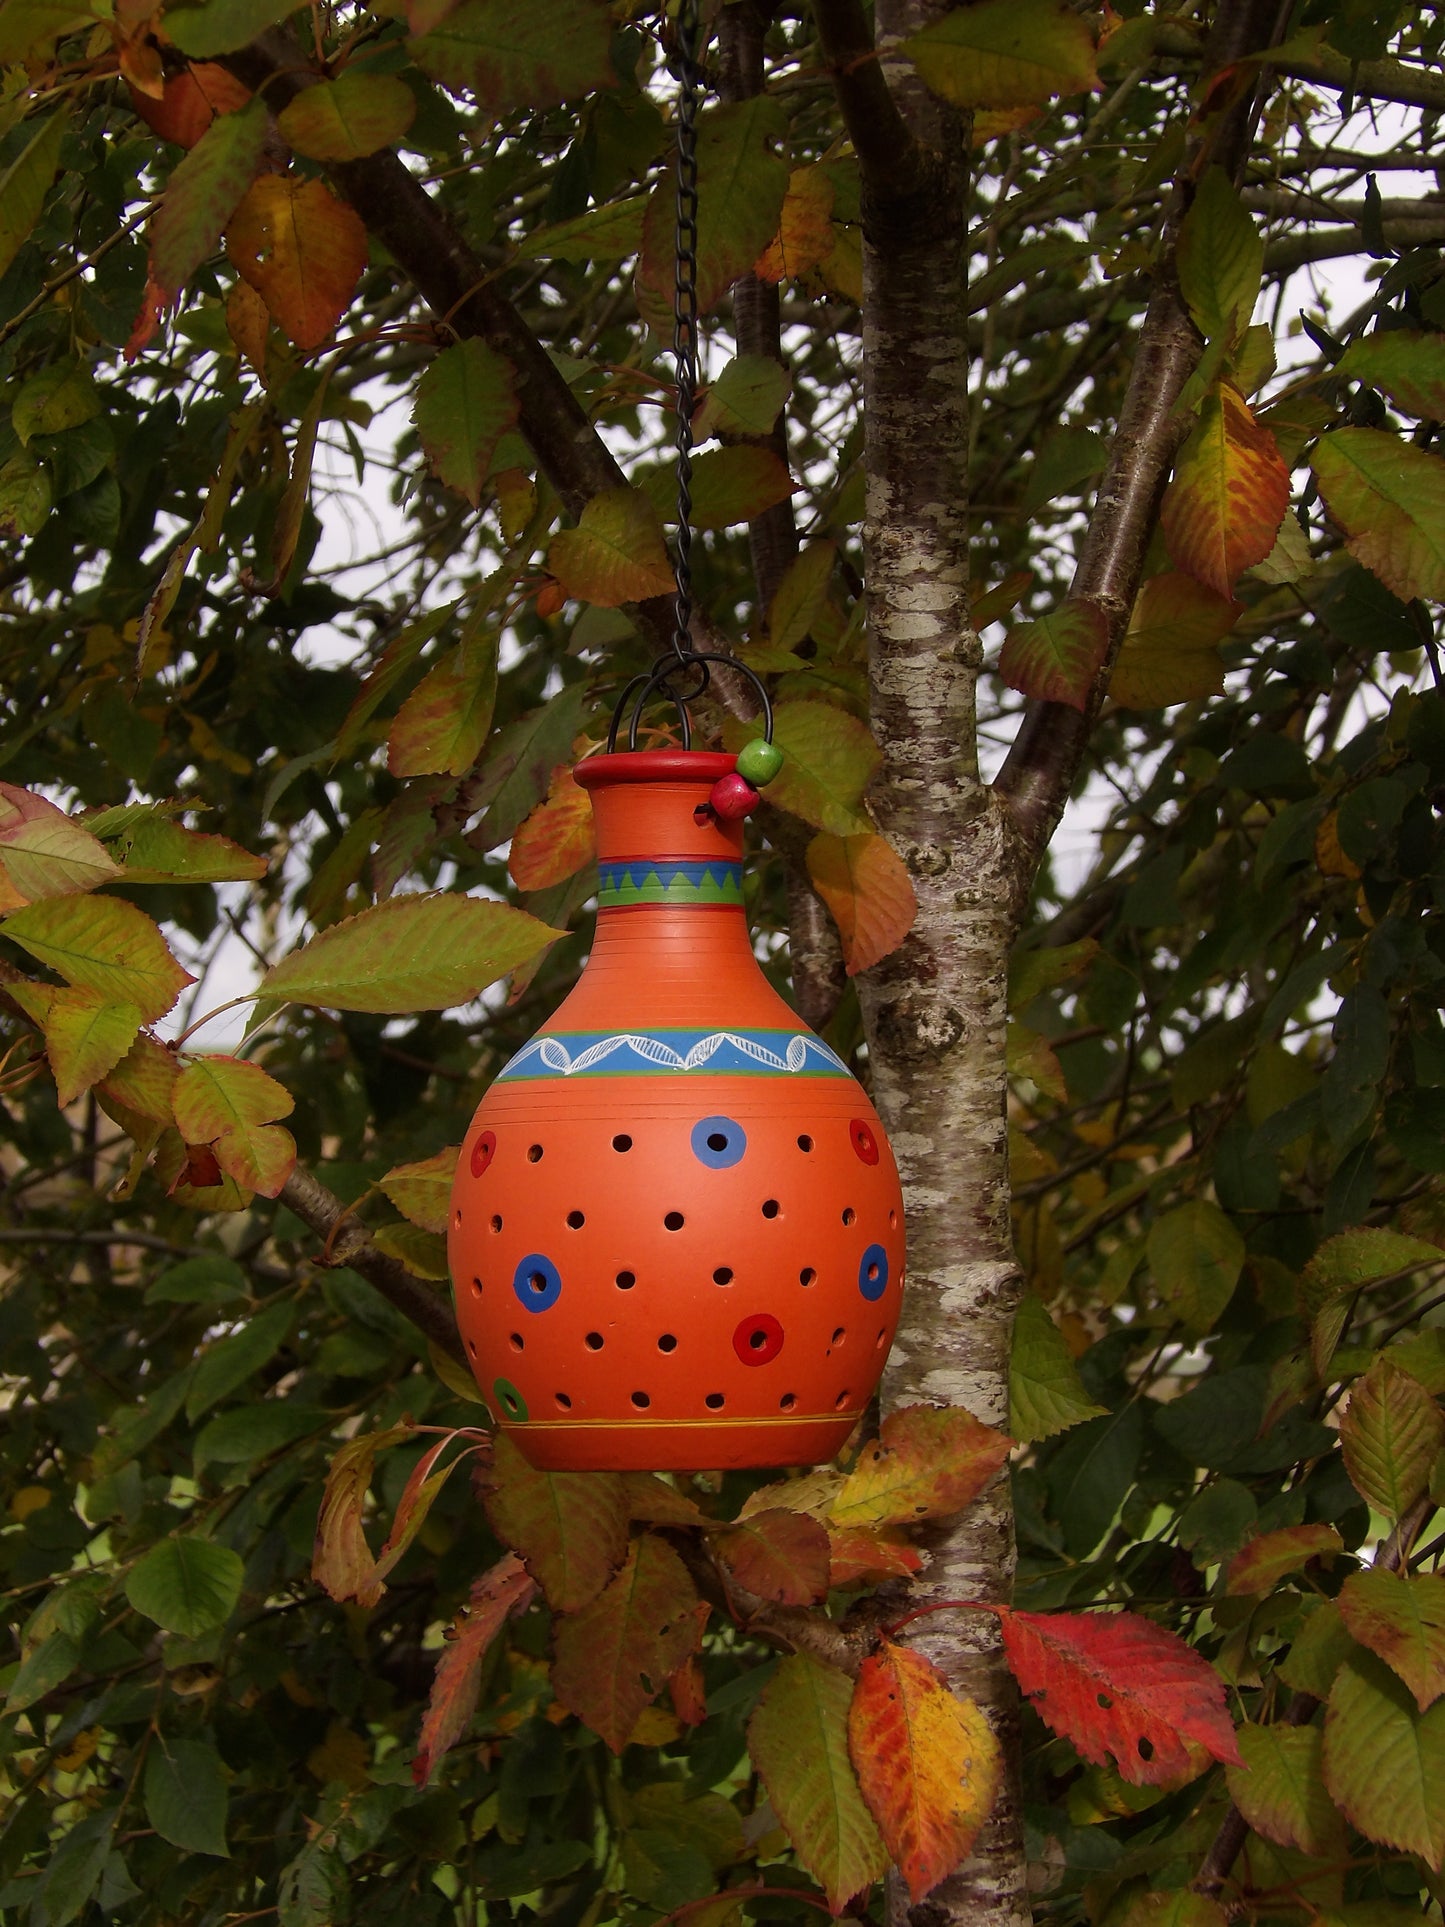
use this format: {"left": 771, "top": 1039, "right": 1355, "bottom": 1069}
{"left": 858, "top": 1244, "right": 889, "bottom": 1301}
{"left": 513, "top": 1253, "right": 562, "bottom": 1313}
{"left": 691, "top": 1115, "right": 748, "bottom": 1169}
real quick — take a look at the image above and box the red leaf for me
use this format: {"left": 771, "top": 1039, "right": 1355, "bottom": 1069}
{"left": 849, "top": 1642, "right": 1002, "bottom": 1904}
{"left": 998, "top": 597, "right": 1109, "bottom": 710}
{"left": 1160, "top": 381, "right": 1289, "bottom": 596}
{"left": 413, "top": 1552, "right": 536, "bottom": 1785}
{"left": 481, "top": 1432, "right": 630, "bottom": 1612}
{"left": 997, "top": 1607, "right": 1242, "bottom": 1785}
{"left": 1224, "top": 1524, "right": 1343, "bottom": 1597}
{"left": 508, "top": 764, "right": 595, "bottom": 892}
{"left": 713, "top": 1508, "right": 832, "bottom": 1605}
{"left": 669, "top": 1649, "right": 709, "bottom": 1727}
{"left": 550, "top": 1534, "right": 703, "bottom": 1752}
{"left": 129, "top": 62, "right": 253, "bottom": 149}
{"left": 826, "top": 1525, "right": 923, "bottom": 1586}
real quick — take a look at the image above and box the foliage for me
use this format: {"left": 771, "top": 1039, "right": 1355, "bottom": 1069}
{"left": 1, "top": 0, "right": 1444, "bottom": 1925}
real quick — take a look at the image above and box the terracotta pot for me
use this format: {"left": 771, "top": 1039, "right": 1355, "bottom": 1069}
{"left": 447, "top": 749, "right": 905, "bottom": 1470}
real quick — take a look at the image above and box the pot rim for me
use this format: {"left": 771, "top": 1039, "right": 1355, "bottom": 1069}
{"left": 575, "top": 750, "right": 736, "bottom": 789}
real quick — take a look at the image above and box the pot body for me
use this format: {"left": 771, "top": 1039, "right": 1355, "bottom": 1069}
{"left": 447, "top": 750, "right": 905, "bottom": 1470}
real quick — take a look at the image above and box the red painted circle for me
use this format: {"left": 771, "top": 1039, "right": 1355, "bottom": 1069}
{"left": 733, "top": 1313, "right": 784, "bottom": 1366}
{"left": 470, "top": 1129, "right": 497, "bottom": 1177}
{"left": 849, "top": 1118, "right": 880, "bottom": 1165}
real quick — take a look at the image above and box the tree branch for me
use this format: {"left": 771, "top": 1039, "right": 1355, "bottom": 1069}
{"left": 811, "top": 0, "right": 929, "bottom": 202}
{"left": 1151, "top": 17, "right": 1445, "bottom": 112}
{"left": 279, "top": 1164, "right": 466, "bottom": 1365}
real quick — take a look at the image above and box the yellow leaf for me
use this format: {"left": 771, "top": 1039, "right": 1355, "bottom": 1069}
{"left": 1160, "top": 382, "right": 1289, "bottom": 597}
{"left": 755, "top": 166, "right": 835, "bottom": 282}
{"left": 805, "top": 830, "right": 917, "bottom": 975}
{"left": 226, "top": 174, "right": 368, "bottom": 352}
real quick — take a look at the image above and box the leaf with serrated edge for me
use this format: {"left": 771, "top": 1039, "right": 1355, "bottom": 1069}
{"left": 312, "top": 1424, "right": 413, "bottom": 1607}
{"left": 2, "top": 895, "right": 192, "bottom": 1024}
{"left": 549, "top": 487, "right": 674, "bottom": 606}
{"left": 388, "top": 626, "right": 499, "bottom": 778}
{"left": 1110, "top": 573, "right": 1240, "bottom": 709}
{"left": 550, "top": 1534, "right": 702, "bottom": 1752}
{"left": 150, "top": 96, "right": 267, "bottom": 298}
{"left": 173, "top": 1055, "right": 296, "bottom": 1196}
{"left": 42, "top": 990, "right": 143, "bottom": 1108}
{"left": 518, "top": 195, "right": 647, "bottom": 263}
{"left": 831, "top": 1404, "right": 1012, "bottom": 1530}
{"left": 407, "top": 0, "right": 614, "bottom": 118}
{"left": 750, "top": 1651, "right": 888, "bottom": 1913}
{"left": 724, "top": 700, "right": 880, "bottom": 837}
{"left": 97, "top": 1033, "right": 178, "bottom": 1125}
{"left": 1312, "top": 427, "right": 1445, "bottom": 603}
{"left": 696, "top": 355, "right": 792, "bottom": 442}
{"left": 0, "top": 783, "right": 119, "bottom": 899}
{"left": 671, "top": 446, "right": 795, "bottom": 531}
{"left": 713, "top": 1508, "right": 831, "bottom": 1605}
{"left": 0, "top": 111, "right": 68, "bottom": 284}
{"left": 412, "top": 339, "right": 518, "bottom": 508}
{"left": 1340, "top": 1356, "right": 1445, "bottom": 1520}
{"left": 1119, "top": 1897, "right": 1228, "bottom": 1927}
{"left": 276, "top": 71, "right": 416, "bottom": 162}
{"left": 1009, "top": 1293, "right": 1107, "bottom": 1444}
{"left": 225, "top": 174, "right": 367, "bottom": 352}
{"left": 826, "top": 1526, "right": 923, "bottom": 1585}
{"left": 1161, "top": 382, "right": 1289, "bottom": 596}
{"left": 1334, "top": 330, "right": 1445, "bottom": 421}
{"left": 902, "top": 0, "right": 1098, "bottom": 107}
{"left": 413, "top": 1552, "right": 536, "bottom": 1784}
{"left": 1177, "top": 167, "right": 1262, "bottom": 346}
{"left": 805, "top": 831, "right": 917, "bottom": 976}
{"left": 738, "top": 1467, "right": 844, "bottom": 1521}
{"left": 101, "top": 812, "right": 267, "bottom": 883}
{"left": 125, "top": 1536, "right": 244, "bottom": 1636}
{"left": 1147, "top": 1199, "right": 1244, "bottom": 1335}
{"left": 482, "top": 1432, "right": 629, "bottom": 1612}
{"left": 1224, "top": 1524, "right": 1343, "bottom": 1596}
{"left": 509, "top": 765, "right": 595, "bottom": 892}
{"left": 260, "top": 894, "right": 561, "bottom": 1013}
{"left": 767, "top": 541, "right": 834, "bottom": 651}
{"left": 620, "top": 1472, "right": 708, "bottom": 1528}
{"left": 1323, "top": 1653, "right": 1445, "bottom": 1871}
{"left": 1339, "top": 1568, "right": 1445, "bottom": 1712}
{"left": 998, "top": 1606, "right": 1242, "bottom": 1785}
{"left": 379, "top": 1146, "right": 459, "bottom": 1236}
{"left": 755, "top": 165, "right": 836, "bottom": 281}
{"left": 849, "top": 1641, "right": 1000, "bottom": 1904}
{"left": 999, "top": 598, "right": 1109, "bottom": 710}
{"left": 1299, "top": 1227, "right": 1443, "bottom": 1315}
{"left": 1226, "top": 1723, "right": 1345, "bottom": 1856}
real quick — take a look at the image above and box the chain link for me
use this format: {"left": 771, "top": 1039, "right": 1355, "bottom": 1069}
{"left": 669, "top": 0, "right": 701, "bottom": 665}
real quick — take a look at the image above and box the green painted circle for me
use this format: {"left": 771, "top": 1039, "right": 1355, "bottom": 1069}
{"left": 492, "top": 1376, "right": 529, "bottom": 1422}
{"left": 735, "top": 738, "right": 785, "bottom": 786}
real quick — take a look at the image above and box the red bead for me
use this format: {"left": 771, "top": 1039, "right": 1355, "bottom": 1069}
{"left": 708, "top": 773, "right": 761, "bottom": 820}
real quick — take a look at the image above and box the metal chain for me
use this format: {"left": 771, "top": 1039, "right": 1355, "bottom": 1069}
{"left": 669, "top": 0, "right": 701, "bottom": 665}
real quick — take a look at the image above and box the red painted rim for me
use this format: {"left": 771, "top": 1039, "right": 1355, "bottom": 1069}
{"left": 575, "top": 751, "right": 736, "bottom": 789}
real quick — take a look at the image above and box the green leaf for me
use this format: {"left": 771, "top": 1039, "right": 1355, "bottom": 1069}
{"left": 1279, "top": 1600, "right": 1362, "bottom": 1699}
{"left": 902, "top": 0, "right": 1098, "bottom": 107}
{"left": 748, "top": 1652, "right": 888, "bottom": 1912}
{"left": 125, "top": 1537, "right": 244, "bottom": 1635}
{"left": 1111, "top": 572, "right": 1239, "bottom": 709}
{"left": 517, "top": 195, "right": 647, "bottom": 263}
{"left": 408, "top": 0, "right": 614, "bottom": 119}
{"left": 549, "top": 1534, "right": 702, "bottom": 1751}
{"left": 1323, "top": 1653, "right": 1445, "bottom": 1871}
{"left": 162, "top": 0, "right": 297, "bottom": 52}
{"left": 1334, "top": 329, "right": 1445, "bottom": 420}
{"left": 1147, "top": 1199, "right": 1245, "bottom": 1333}
{"left": 379, "top": 1146, "right": 459, "bottom": 1235}
{"left": 1298, "top": 1226, "right": 1443, "bottom": 1315}
{"left": 482, "top": 1432, "right": 630, "bottom": 1612}
{"left": 465, "top": 684, "right": 588, "bottom": 849}
{"left": 193, "top": 1402, "right": 324, "bottom": 1469}
{"left": 144, "top": 1737, "right": 230, "bottom": 1856}
{"left": 0, "top": 1, "right": 94, "bottom": 62}
{"left": 258, "top": 894, "right": 562, "bottom": 1014}
{"left": 333, "top": 600, "right": 461, "bottom": 762}
{"left": 13, "top": 361, "right": 101, "bottom": 445}
{"left": 412, "top": 340, "right": 519, "bottom": 507}
{"left": 548, "top": 487, "right": 674, "bottom": 606}
{"left": 101, "top": 811, "right": 268, "bottom": 884}
{"left": 1226, "top": 1723, "right": 1342, "bottom": 1855}
{"left": 0, "top": 447, "right": 52, "bottom": 536}
{"left": 0, "top": 782, "right": 120, "bottom": 899}
{"left": 1339, "top": 1568, "right": 1445, "bottom": 1713}
{"left": 186, "top": 1301, "right": 296, "bottom": 1422}
{"left": 388, "top": 622, "right": 499, "bottom": 777}
{"left": 38, "top": 1809, "right": 115, "bottom": 1927}
{"left": 767, "top": 541, "right": 835, "bottom": 653}
{"left": 1340, "top": 1357, "right": 1445, "bottom": 1520}
{"left": 1010, "top": 1293, "right": 1107, "bottom": 1443}
{"left": 724, "top": 699, "right": 880, "bottom": 836}
{"left": 40, "top": 990, "right": 143, "bottom": 1107}
{"left": 641, "top": 445, "right": 795, "bottom": 531}
{"left": 276, "top": 71, "right": 416, "bottom": 161}
{"left": 696, "top": 354, "right": 792, "bottom": 440}
{"left": 0, "top": 110, "right": 68, "bottom": 283}
{"left": 2, "top": 894, "right": 192, "bottom": 1024}
{"left": 173, "top": 1055, "right": 297, "bottom": 1196}
{"left": 1177, "top": 168, "right": 1262, "bottom": 346}
{"left": 145, "top": 1254, "right": 249, "bottom": 1306}
{"left": 998, "top": 598, "right": 1109, "bottom": 710}
{"left": 5, "top": 1630, "right": 81, "bottom": 1712}
{"left": 149, "top": 97, "right": 268, "bottom": 298}
{"left": 1312, "top": 427, "right": 1445, "bottom": 603}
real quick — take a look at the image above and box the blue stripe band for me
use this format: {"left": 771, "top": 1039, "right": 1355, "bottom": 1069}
{"left": 496, "top": 1028, "right": 851, "bottom": 1081}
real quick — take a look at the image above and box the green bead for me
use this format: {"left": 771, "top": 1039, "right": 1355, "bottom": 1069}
{"left": 735, "top": 738, "right": 785, "bottom": 786}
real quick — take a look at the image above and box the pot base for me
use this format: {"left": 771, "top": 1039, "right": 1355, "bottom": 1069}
{"left": 497, "top": 1410, "right": 862, "bottom": 1473}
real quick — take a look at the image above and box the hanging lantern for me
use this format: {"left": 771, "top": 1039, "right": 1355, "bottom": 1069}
{"left": 446, "top": 747, "right": 906, "bottom": 1471}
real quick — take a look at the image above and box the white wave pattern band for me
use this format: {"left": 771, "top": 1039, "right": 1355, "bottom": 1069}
{"left": 497, "top": 1028, "right": 852, "bottom": 1080}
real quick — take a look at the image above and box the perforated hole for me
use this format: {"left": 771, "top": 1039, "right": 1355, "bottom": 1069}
{"left": 705, "top": 1392, "right": 725, "bottom": 1410}
{"left": 664, "top": 1210, "right": 685, "bottom": 1231}
{"left": 694, "top": 803, "right": 713, "bottom": 825}
{"left": 658, "top": 1333, "right": 678, "bottom": 1353}
{"left": 842, "top": 1206, "right": 856, "bottom": 1226}
{"left": 566, "top": 1209, "right": 585, "bottom": 1228}
{"left": 527, "top": 1270, "right": 549, "bottom": 1297}
{"left": 631, "top": 1391, "right": 651, "bottom": 1409}
{"left": 865, "top": 1257, "right": 881, "bottom": 1284}
{"left": 707, "top": 1131, "right": 729, "bottom": 1152}
{"left": 467, "top": 1338, "right": 477, "bottom": 1356}
{"left": 585, "top": 1331, "right": 604, "bottom": 1350}
{"left": 490, "top": 1214, "right": 503, "bottom": 1233}
{"left": 470, "top": 1277, "right": 482, "bottom": 1297}
{"left": 453, "top": 1208, "right": 462, "bottom": 1230}
{"left": 832, "top": 1326, "right": 846, "bottom": 1345}
{"left": 876, "top": 1327, "right": 887, "bottom": 1348}
{"left": 613, "top": 1133, "right": 633, "bottom": 1152}
{"left": 749, "top": 1328, "right": 768, "bottom": 1351}
{"left": 889, "top": 1208, "right": 899, "bottom": 1227}
{"left": 799, "top": 1267, "right": 816, "bottom": 1286}
{"left": 616, "top": 1270, "right": 636, "bottom": 1290}
{"left": 527, "top": 1143, "right": 543, "bottom": 1163}
{"left": 780, "top": 1393, "right": 797, "bottom": 1411}
{"left": 509, "top": 1332, "right": 524, "bottom": 1352}
{"left": 761, "top": 1198, "right": 780, "bottom": 1219}
{"left": 835, "top": 1389, "right": 850, "bottom": 1410}
{"left": 797, "top": 1134, "right": 813, "bottom": 1152}
{"left": 713, "top": 1266, "right": 733, "bottom": 1285}
{"left": 555, "top": 1392, "right": 572, "bottom": 1410}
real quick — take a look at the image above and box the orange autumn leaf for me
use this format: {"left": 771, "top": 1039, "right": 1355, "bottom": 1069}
{"left": 755, "top": 165, "right": 836, "bottom": 282}
{"left": 129, "top": 62, "right": 253, "bottom": 148}
{"left": 226, "top": 174, "right": 368, "bottom": 352}
{"left": 508, "top": 764, "right": 595, "bottom": 892}
{"left": 1160, "top": 381, "right": 1289, "bottom": 597}
{"left": 849, "top": 1641, "right": 1002, "bottom": 1904}
{"left": 805, "top": 830, "right": 917, "bottom": 975}
{"left": 413, "top": 1553, "right": 537, "bottom": 1785}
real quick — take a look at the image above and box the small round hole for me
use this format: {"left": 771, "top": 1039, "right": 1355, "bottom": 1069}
{"left": 761, "top": 1199, "right": 780, "bottom": 1219}
{"left": 835, "top": 1389, "right": 850, "bottom": 1410}
{"left": 585, "top": 1331, "right": 604, "bottom": 1350}
{"left": 694, "top": 803, "right": 713, "bottom": 825}
{"left": 713, "top": 1266, "right": 734, "bottom": 1285}
{"left": 490, "top": 1214, "right": 502, "bottom": 1233}
{"left": 467, "top": 1338, "right": 477, "bottom": 1356}
{"left": 527, "top": 1144, "right": 543, "bottom": 1162}
{"left": 705, "top": 1392, "right": 724, "bottom": 1410}
{"left": 889, "top": 1208, "right": 898, "bottom": 1227}
{"left": 707, "top": 1132, "right": 728, "bottom": 1152}
{"left": 528, "top": 1270, "right": 548, "bottom": 1296}
{"left": 566, "top": 1209, "right": 585, "bottom": 1228}
{"left": 658, "top": 1333, "right": 677, "bottom": 1353}
{"left": 631, "top": 1391, "right": 650, "bottom": 1409}
{"left": 797, "top": 1134, "right": 813, "bottom": 1152}
{"left": 509, "top": 1332, "right": 524, "bottom": 1352}
{"left": 876, "top": 1327, "right": 887, "bottom": 1348}
{"left": 453, "top": 1208, "right": 462, "bottom": 1230}
{"left": 615, "top": 1269, "right": 636, "bottom": 1290}
{"left": 555, "top": 1392, "right": 572, "bottom": 1410}
{"left": 866, "top": 1260, "right": 880, "bottom": 1282}
{"left": 749, "top": 1329, "right": 768, "bottom": 1351}
{"left": 832, "top": 1326, "right": 845, "bottom": 1345}
{"left": 780, "top": 1393, "right": 797, "bottom": 1411}
{"left": 470, "top": 1276, "right": 482, "bottom": 1297}
{"left": 799, "top": 1267, "right": 816, "bottom": 1286}
{"left": 612, "top": 1133, "right": 633, "bottom": 1152}
{"left": 664, "top": 1210, "right": 685, "bottom": 1231}
{"left": 842, "top": 1206, "right": 856, "bottom": 1226}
